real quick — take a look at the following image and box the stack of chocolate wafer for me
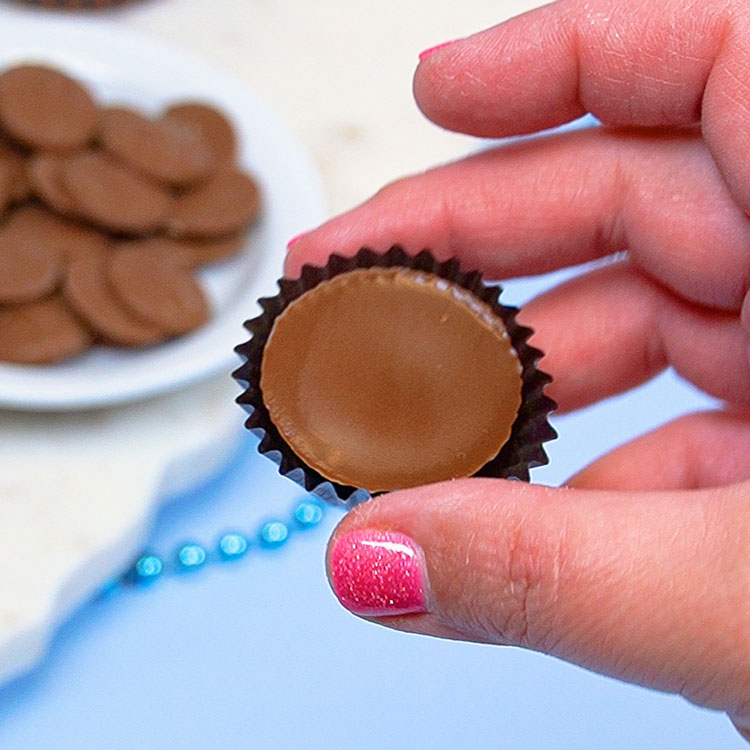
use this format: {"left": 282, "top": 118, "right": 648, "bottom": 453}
{"left": 0, "top": 63, "right": 261, "bottom": 365}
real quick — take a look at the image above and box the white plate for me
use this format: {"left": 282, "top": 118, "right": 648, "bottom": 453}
{"left": 0, "top": 15, "right": 327, "bottom": 411}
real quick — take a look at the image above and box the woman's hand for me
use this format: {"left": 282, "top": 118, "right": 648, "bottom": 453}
{"left": 286, "top": 0, "right": 750, "bottom": 739}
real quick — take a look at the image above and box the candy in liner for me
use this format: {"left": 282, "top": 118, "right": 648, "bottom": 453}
{"left": 233, "top": 247, "right": 557, "bottom": 508}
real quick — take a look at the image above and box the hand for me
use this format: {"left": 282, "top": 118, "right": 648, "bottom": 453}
{"left": 286, "top": 0, "right": 750, "bottom": 739}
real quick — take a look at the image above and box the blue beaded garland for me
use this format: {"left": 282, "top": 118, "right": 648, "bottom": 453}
{"left": 130, "top": 554, "right": 163, "bottom": 585}
{"left": 176, "top": 543, "right": 207, "bottom": 571}
{"left": 294, "top": 500, "right": 324, "bottom": 528}
{"left": 259, "top": 520, "right": 289, "bottom": 547}
{"left": 217, "top": 532, "right": 249, "bottom": 561}
{"left": 119, "top": 497, "right": 328, "bottom": 589}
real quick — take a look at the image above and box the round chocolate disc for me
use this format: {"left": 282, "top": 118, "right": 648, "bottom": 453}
{"left": 99, "top": 107, "right": 215, "bottom": 186}
{"left": 0, "top": 140, "right": 28, "bottom": 205}
{"left": 2, "top": 204, "right": 107, "bottom": 266}
{"left": 107, "top": 248, "right": 210, "bottom": 335}
{"left": 167, "top": 169, "right": 260, "bottom": 238}
{"left": 64, "top": 252, "right": 163, "bottom": 347}
{"left": 43, "top": 214, "right": 109, "bottom": 266}
{"left": 0, "top": 157, "right": 15, "bottom": 214}
{"left": 0, "top": 296, "right": 92, "bottom": 364}
{"left": 42, "top": 213, "right": 111, "bottom": 290}
{"left": 173, "top": 234, "right": 245, "bottom": 267}
{"left": 62, "top": 151, "right": 172, "bottom": 234}
{"left": 163, "top": 102, "right": 237, "bottom": 164}
{"left": 0, "top": 212, "right": 63, "bottom": 303}
{"left": 113, "top": 238, "right": 192, "bottom": 268}
{"left": 28, "top": 153, "right": 78, "bottom": 215}
{"left": 0, "top": 65, "right": 98, "bottom": 151}
{"left": 260, "top": 267, "right": 524, "bottom": 492}
{"left": 114, "top": 235, "right": 244, "bottom": 269}
{"left": 1, "top": 204, "right": 60, "bottom": 243}
{"left": 9, "top": 161, "right": 31, "bottom": 203}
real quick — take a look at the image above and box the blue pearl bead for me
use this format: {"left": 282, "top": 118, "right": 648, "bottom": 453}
{"left": 217, "top": 532, "right": 249, "bottom": 561}
{"left": 294, "top": 499, "right": 324, "bottom": 528}
{"left": 175, "top": 543, "right": 207, "bottom": 571}
{"left": 128, "top": 553, "right": 163, "bottom": 585}
{"left": 259, "top": 521, "right": 289, "bottom": 547}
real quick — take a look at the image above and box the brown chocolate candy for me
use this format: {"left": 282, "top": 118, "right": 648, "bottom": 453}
{"left": 64, "top": 251, "right": 163, "bottom": 347}
{"left": 0, "top": 65, "right": 98, "bottom": 151}
{"left": 99, "top": 107, "right": 214, "bottom": 186}
{"left": 116, "top": 235, "right": 245, "bottom": 269}
{"left": 0, "top": 62, "right": 263, "bottom": 365}
{"left": 107, "top": 248, "right": 210, "bottom": 335}
{"left": 0, "top": 158, "right": 14, "bottom": 214}
{"left": 113, "top": 238, "right": 192, "bottom": 268}
{"left": 1, "top": 204, "right": 57, "bottom": 240}
{"left": 167, "top": 169, "right": 260, "bottom": 238}
{"left": 164, "top": 102, "right": 237, "bottom": 164}
{"left": 3, "top": 204, "right": 106, "bottom": 265}
{"left": 259, "top": 267, "right": 523, "bottom": 492}
{"left": 28, "top": 153, "right": 78, "bottom": 215}
{"left": 62, "top": 151, "right": 172, "bottom": 234}
{"left": 0, "top": 210, "right": 63, "bottom": 303}
{"left": 13, "top": 175, "right": 109, "bottom": 270}
{"left": 171, "top": 234, "right": 245, "bottom": 267}
{"left": 0, "top": 140, "right": 28, "bottom": 205}
{"left": 39, "top": 214, "right": 110, "bottom": 280}
{"left": 9, "top": 163, "right": 31, "bottom": 203}
{"left": 0, "top": 296, "right": 91, "bottom": 364}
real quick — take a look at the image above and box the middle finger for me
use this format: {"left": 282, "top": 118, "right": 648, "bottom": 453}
{"left": 286, "top": 127, "right": 750, "bottom": 312}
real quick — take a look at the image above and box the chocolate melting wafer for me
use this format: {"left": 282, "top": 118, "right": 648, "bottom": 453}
{"left": 0, "top": 61, "right": 263, "bottom": 365}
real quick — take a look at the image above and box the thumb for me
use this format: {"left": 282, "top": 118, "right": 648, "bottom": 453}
{"left": 326, "top": 478, "right": 750, "bottom": 722}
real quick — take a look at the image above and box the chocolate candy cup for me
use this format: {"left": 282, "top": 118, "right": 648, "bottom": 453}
{"left": 233, "top": 247, "right": 557, "bottom": 507}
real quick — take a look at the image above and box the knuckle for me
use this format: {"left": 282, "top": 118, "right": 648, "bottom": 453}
{"left": 494, "top": 518, "right": 570, "bottom": 650}
{"left": 373, "top": 176, "right": 414, "bottom": 204}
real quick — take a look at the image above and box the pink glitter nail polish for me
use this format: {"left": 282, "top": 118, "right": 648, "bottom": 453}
{"left": 329, "top": 530, "right": 428, "bottom": 616}
{"left": 286, "top": 232, "right": 307, "bottom": 250}
{"left": 418, "top": 39, "right": 459, "bottom": 62}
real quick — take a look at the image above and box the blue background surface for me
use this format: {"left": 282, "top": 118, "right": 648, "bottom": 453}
{"left": 0, "top": 268, "right": 744, "bottom": 749}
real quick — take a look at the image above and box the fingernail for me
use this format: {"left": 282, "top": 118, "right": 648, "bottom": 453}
{"left": 329, "top": 530, "right": 428, "bottom": 616}
{"left": 286, "top": 232, "right": 307, "bottom": 250}
{"left": 418, "top": 39, "right": 460, "bottom": 62}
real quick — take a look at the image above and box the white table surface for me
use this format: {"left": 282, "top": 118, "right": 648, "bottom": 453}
{"left": 114, "top": 0, "right": 535, "bottom": 215}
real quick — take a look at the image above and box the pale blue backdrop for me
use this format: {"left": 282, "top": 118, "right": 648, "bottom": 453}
{"left": 0, "top": 264, "right": 743, "bottom": 749}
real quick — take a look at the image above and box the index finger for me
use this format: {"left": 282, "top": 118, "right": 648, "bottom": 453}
{"left": 285, "top": 127, "right": 750, "bottom": 313}
{"left": 414, "top": 0, "right": 750, "bottom": 210}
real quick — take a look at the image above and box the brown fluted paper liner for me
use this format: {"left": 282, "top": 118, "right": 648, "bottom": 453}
{"left": 233, "top": 247, "right": 557, "bottom": 508}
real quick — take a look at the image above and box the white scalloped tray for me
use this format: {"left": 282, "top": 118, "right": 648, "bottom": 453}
{"left": 0, "top": 17, "right": 326, "bottom": 686}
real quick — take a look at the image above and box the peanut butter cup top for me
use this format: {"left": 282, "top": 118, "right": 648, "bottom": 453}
{"left": 259, "top": 267, "right": 523, "bottom": 492}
